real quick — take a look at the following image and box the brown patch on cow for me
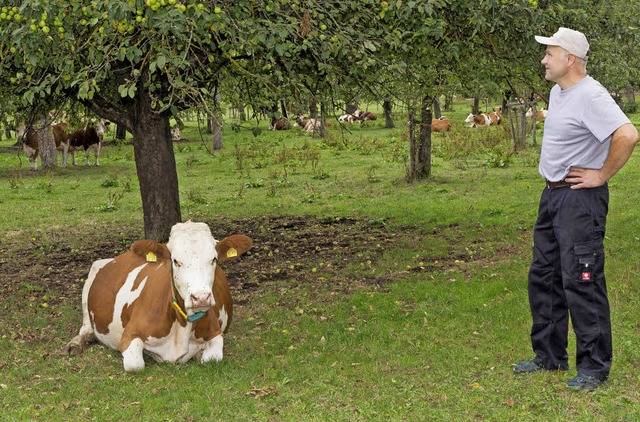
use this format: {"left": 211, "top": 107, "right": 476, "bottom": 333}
{"left": 129, "top": 240, "right": 170, "bottom": 262}
{"left": 432, "top": 117, "right": 451, "bottom": 133}
{"left": 116, "top": 260, "right": 181, "bottom": 352}
{"left": 87, "top": 258, "right": 131, "bottom": 335}
{"left": 52, "top": 123, "right": 69, "bottom": 144}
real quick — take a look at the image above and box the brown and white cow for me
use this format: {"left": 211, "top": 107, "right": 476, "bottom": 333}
{"left": 67, "top": 119, "right": 109, "bottom": 166}
{"left": 268, "top": 116, "right": 292, "bottom": 131}
{"left": 356, "top": 110, "right": 377, "bottom": 122}
{"left": 525, "top": 107, "right": 548, "bottom": 121}
{"left": 18, "top": 122, "right": 71, "bottom": 170}
{"left": 64, "top": 221, "right": 253, "bottom": 372}
{"left": 431, "top": 116, "right": 452, "bottom": 133}
{"left": 338, "top": 114, "right": 358, "bottom": 123}
{"left": 464, "top": 107, "right": 502, "bottom": 127}
{"left": 296, "top": 115, "right": 321, "bottom": 132}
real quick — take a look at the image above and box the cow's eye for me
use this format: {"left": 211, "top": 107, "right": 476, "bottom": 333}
{"left": 172, "top": 259, "right": 182, "bottom": 267}
{"left": 211, "top": 258, "right": 218, "bottom": 266}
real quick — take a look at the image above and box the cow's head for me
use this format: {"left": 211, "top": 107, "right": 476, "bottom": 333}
{"left": 165, "top": 221, "right": 253, "bottom": 318}
{"left": 464, "top": 113, "right": 475, "bottom": 124}
{"left": 16, "top": 123, "right": 27, "bottom": 141}
{"left": 166, "top": 222, "right": 219, "bottom": 315}
{"left": 95, "top": 119, "right": 110, "bottom": 141}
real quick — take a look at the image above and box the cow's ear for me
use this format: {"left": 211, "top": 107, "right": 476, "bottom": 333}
{"left": 130, "top": 240, "right": 171, "bottom": 262}
{"left": 216, "top": 235, "right": 253, "bottom": 262}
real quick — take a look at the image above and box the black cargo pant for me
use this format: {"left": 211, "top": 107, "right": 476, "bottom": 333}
{"left": 527, "top": 183, "right": 612, "bottom": 381}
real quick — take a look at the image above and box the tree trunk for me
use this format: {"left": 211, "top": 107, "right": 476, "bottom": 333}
{"left": 383, "top": 99, "right": 394, "bottom": 128}
{"left": 132, "top": 105, "right": 181, "bottom": 242}
{"left": 444, "top": 94, "right": 453, "bottom": 112}
{"left": 115, "top": 124, "right": 127, "bottom": 141}
{"left": 316, "top": 102, "right": 326, "bottom": 137}
{"left": 624, "top": 85, "right": 636, "bottom": 112}
{"left": 408, "top": 110, "right": 416, "bottom": 179}
{"left": 407, "top": 97, "right": 432, "bottom": 181}
{"left": 417, "top": 97, "right": 432, "bottom": 178}
{"left": 624, "top": 85, "right": 635, "bottom": 104}
{"left": 473, "top": 96, "right": 480, "bottom": 114}
{"left": 211, "top": 114, "right": 223, "bottom": 150}
{"left": 309, "top": 100, "right": 318, "bottom": 118}
{"left": 432, "top": 98, "right": 441, "bottom": 119}
{"left": 508, "top": 102, "right": 528, "bottom": 151}
{"left": 530, "top": 102, "right": 538, "bottom": 148}
{"left": 174, "top": 113, "right": 185, "bottom": 129}
{"left": 36, "top": 118, "right": 57, "bottom": 171}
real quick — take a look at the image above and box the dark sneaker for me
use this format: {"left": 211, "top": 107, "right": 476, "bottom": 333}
{"left": 567, "top": 374, "right": 603, "bottom": 391}
{"left": 513, "top": 359, "right": 569, "bottom": 374}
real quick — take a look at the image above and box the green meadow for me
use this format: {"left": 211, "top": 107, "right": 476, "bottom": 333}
{"left": 1, "top": 103, "right": 639, "bottom": 421}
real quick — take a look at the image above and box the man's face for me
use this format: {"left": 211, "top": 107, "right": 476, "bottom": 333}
{"left": 541, "top": 45, "right": 569, "bottom": 82}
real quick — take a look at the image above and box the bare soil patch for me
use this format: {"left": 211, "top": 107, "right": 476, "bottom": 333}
{"left": 0, "top": 215, "right": 434, "bottom": 319}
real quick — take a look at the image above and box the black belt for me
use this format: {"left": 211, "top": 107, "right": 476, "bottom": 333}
{"left": 546, "top": 179, "right": 573, "bottom": 189}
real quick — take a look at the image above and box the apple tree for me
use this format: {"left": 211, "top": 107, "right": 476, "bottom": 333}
{"left": 0, "top": 0, "right": 384, "bottom": 240}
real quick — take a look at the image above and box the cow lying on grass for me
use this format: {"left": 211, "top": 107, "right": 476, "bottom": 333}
{"left": 63, "top": 221, "right": 253, "bottom": 372}
{"left": 525, "top": 107, "right": 548, "bottom": 121}
{"left": 464, "top": 107, "right": 502, "bottom": 127}
{"left": 431, "top": 116, "right": 452, "bottom": 132}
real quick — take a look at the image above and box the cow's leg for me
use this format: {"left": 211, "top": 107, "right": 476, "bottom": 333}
{"left": 63, "top": 325, "right": 96, "bottom": 356}
{"left": 71, "top": 149, "right": 78, "bottom": 166}
{"left": 23, "top": 146, "right": 38, "bottom": 171}
{"left": 95, "top": 142, "right": 101, "bottom": 166}
{"left": 84, "top": 149, "right": 91, "bottom": 166}
{"left": 201, "top": 334, "right": 224, "bottom": 363}
{"left": 61, "top": 143, "right": 69, "bottom": 168}
{"left": 63, "top": 280, "right": 98, "bottom": 355}
{"left": 121, "top": 338, "right": 146, "bottom": 372}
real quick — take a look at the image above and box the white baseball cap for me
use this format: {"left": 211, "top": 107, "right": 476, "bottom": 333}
{"left": 535, "top": 27, "right": 589, "bottom": 60}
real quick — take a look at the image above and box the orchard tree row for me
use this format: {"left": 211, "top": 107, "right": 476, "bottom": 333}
{"left": 1, "top": 0, "right": 639, "bottom": 240}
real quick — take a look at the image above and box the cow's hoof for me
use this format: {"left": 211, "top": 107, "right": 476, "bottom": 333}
{"left": 62, "top": 342, "right": 83, "bottom": 356}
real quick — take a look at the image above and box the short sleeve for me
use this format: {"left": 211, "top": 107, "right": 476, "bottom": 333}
{"left": 582, "top": 88, "right": 631, "bottom": 143}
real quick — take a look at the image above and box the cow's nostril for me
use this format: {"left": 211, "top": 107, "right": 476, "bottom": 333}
{"left": 191, "top": 292, "right": 212, "bottom": 307}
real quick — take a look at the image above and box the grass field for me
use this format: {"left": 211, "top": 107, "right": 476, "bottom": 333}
{"left": 1, "top": 102, "right": 639, "bottom": 421}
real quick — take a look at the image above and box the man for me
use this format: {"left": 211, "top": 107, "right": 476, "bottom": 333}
{"left": 513, "top": 27, "right": 638, "bottom": 391}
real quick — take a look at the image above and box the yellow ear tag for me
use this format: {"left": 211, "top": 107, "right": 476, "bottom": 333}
{"left": 146, "top": 252, "right": 157, "bottom": 262}
{"left": 227, "top": 247, "right": 238, "bottom": 258}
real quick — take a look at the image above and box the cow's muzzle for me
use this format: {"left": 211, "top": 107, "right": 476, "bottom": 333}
{"left": 189, "top": 291, "right": 213, "bottom": 311}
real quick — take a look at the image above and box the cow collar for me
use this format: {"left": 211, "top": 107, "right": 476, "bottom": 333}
{"left": 171, "top": 298, "right": 206, "bottom": 323}
{"left": 166, "top": 258, "right": 207, "bottom": 323}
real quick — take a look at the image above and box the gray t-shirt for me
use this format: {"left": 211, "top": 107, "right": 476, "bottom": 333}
{"left": 539, "top": 75, "right": 631, "bottom": 182}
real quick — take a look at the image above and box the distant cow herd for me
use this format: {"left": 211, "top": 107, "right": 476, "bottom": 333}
{"left": 17, "top": 118, "right": 110, "bottom": 171}
{"left": 269, "top": 105, "right": 546, "bottom": 135}
{"left": 12, "top": 103, "right": 548, "bottom": 171}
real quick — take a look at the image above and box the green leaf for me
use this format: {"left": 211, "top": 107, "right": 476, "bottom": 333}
{"left": 23, "top": 91, "right": 34, "bottom": 105}
{"left": 363, "top": 41, "right": 376, "bottom": 52}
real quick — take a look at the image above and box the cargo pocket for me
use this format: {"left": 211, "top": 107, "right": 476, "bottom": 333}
{"left": 573, "top": 239, "right": 605, "bottom": 283}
